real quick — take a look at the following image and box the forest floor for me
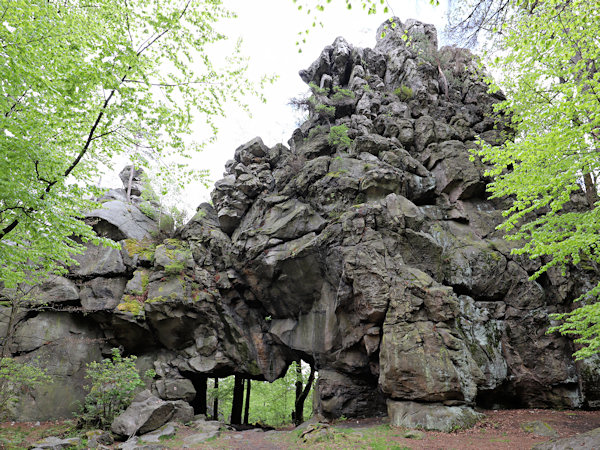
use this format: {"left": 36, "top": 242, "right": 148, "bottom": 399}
{"left": 1, "top": 408, "right": 600, "bottom": 449}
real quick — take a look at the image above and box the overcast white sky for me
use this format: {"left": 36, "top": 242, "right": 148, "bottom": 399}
{"left": 134, "top": 0, "right": 450, "bottom": 213}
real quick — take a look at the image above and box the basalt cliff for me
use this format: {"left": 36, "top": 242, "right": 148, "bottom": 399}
{"left": 3, "top": 19, "right": 599, "bottom": 430}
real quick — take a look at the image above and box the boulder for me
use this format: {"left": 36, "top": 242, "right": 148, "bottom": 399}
{"left": 111, "top": 391, "right": 175, "bottom": 437}
{"left": 80, "top": 277, "right": 127, "bottom": 311}
{"left": 139, "top": 423, "right": 177, "bottom": 443}
{"left": 532, "top": 427, "right": 600, "bottom": 450}
{"left": 386, "top": 400, "right": 483, "bottom": 432}
{"left": 71, "top": 241, "right": 126, "bottom": 277}
{"left": 86, "top": 200, "right": 157, "bottom": 241}
{"left": 31, "top": 436, "right": 82, "bottom": 449}
{"left": 521, "top": 420, "right": 558, "bottom": 438}
{"left": 27, "top": 276, "right": 79, "bottom": 304}
{"left": 155, "top": 378, "right": 196, "bottom": 402}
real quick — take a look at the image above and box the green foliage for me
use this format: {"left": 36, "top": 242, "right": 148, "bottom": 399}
{"left": 471, "top": 0, "right": 600, "bottom": 358}
{"left": 209, "top": 361, "right": 314, "bottom": 426}
{"left": 164, "top": 261, "right": 185, "bottom": 276}
{"left": 328, "top": 124, "right": 353, "bottom": 149}
{"left": 80, "top": 348, "right": 145, "bottom": 429}
{"left": 0, "top": 0, "right": 263, "bottom": 288}
{"left": 0, "top": 358, "right": 51, "bottom": 420}
{"left": 308, "top": 82, "right": 328, "bottom": 96}
{"left": 138, "top": 171, "right": 192, "bottom": 236}
{"left": 331, "top": 86, "right": 356, "bottom": 101}
{"left": 549, "top": 300, "right": 600, "bottom": 360}
{"left": 315, "top": 103, "right": 336, "bottom": 120}
{"left": 393, "top": 85, "right": 414, "bottom": 101}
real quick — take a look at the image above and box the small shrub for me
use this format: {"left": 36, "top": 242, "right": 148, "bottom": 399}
{"left": 315, "top": 103, "right": 335, "bottom": 120}
{"left": 139, "top": 201, "right": 158, "bottom": 220}
{"left": 328, "top": 124, "right": 352, "bottom": 149}
{"left": 394, "top": 85, "right": 414, "bottom": 101}
{"left": 0, "top": 358, "right": 51, "bottom": 420}
{"left": 331, "top": 86, "right": 355, "bottom": 101}
{"left": 79, "top": 348, "right": 146, "bottom": 429}
{"left": 308, "top": 82, "right": 328, "bottom": 96}
{"left": 158, "top": 214, "right": 175, "bottom": 234}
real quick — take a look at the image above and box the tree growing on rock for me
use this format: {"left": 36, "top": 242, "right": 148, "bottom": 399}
{"left": 462, "top": 0, "right": 600, "bottom": 359}
{"left": 0, "top": 0, "right": 265, "bottom": 288}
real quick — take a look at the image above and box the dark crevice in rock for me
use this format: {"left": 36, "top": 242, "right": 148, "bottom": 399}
{"left": 185, "top": 372, "right": 208, "bottom": 415}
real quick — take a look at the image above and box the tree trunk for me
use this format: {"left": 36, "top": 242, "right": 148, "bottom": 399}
{"left": 243, "top": 378, "right": 251, "bottom": 425}
{"left": 212, "top": 378, "right": 219, "bottom": 420}
{"left": 293, "top": 360, "right": 303, "bottom": 424}
{"left": 189, "top": 374, "right": 207, "bottom": 415}
{"left": 230, "top": 375, "right": 244, "bottom": 425}
{"left": 584, "top": 172, "right": 598, "bottom": 208}
{"left": 294, "top": 363, "right": 316, "bottom": 426}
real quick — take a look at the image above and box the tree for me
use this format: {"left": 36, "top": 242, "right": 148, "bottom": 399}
{"left": 243, "top": 377, "right": 251, "bottom": 425}
{"left": 80, "top": 348, "right": 149, "bottom": 429}
{"left": 0, "top": 356, "right": 51, "bottom": 420}
{"left": 466, "top": 0, "right": 600, "bottom": 359}
{"left": 292, "top": 359, "right": 315, "bottom": 426}
{"left": 212, "top": 377, "right": 219, "bottom": 420}
{"left": 230, "top": 374, "right": 244, "bottom": 425}
{"left": 0, "top": 0, "right": 264, "bottom": 288}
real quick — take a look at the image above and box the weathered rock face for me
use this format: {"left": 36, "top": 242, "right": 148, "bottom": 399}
{"left": 2, "top": 18, "right": 599, "bottom": 428}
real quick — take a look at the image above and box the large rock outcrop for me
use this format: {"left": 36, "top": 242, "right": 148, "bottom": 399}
{"left": 2, "top": 19, "right": 599, "bottom": 429}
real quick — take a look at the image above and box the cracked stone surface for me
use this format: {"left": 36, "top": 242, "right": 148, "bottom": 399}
{"left": 3, "top": 18, "right": 599, "bottom": 429}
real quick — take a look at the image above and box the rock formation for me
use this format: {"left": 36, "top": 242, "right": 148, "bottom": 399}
{"left": 2, "top": 18, "right": 599, "bottom": 430}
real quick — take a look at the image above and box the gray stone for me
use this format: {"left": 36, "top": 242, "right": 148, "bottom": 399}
{"left": 169, "top": 400, "right": 194, "bottom": 423}
{"left": 183, "top": 431, "right": 220, "bottom": 445}
{"left": 27, "top": 276, "right": 79, "bottom": 304}
{"left": 139, "top": 422, "right": 177, "bottom": 443}
{"left": 31, "top": 436, "right": 82, "bottom": 449}
{"left": 119, "top": 165, "right": 145, "bottom": 197}
{"left": 10, "top": 313, "right": 103, "bottom": 421}
{"left": 111, "top": 393, "right": 175, "bottom": 437}
{"left": 387, "top": 400, "right": 483, "bottom": 431}
{"left": 118, "top": 438, "right": 166, "bottom": 450}
{"left": 521, "top": 420, "right": 559, "bottom": 438}
{"left": 403, "top": 429, "right": 425, "bottom": 439}
{"left": 188, "top": 419, "right": 224, "bottom": 434}
{"left": 86, "top": 200, "right": 157, "bottom": 240}
{"left": 71, "top": 240, "right": 126, "bottom": 277}
{"left": 155, "top": 378, "right": 196, "bottom": 402}
{"left": 532, "top": 427, "right": 600, "bottom": 450}
{"left": 86, "top": 430, "right": 114, "bottom": 448}
{"left": 8, "top": 16, "right": 600, "bottom": 426}
{"left": 80, "top": 277, "right": 127, "bottom": 311}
